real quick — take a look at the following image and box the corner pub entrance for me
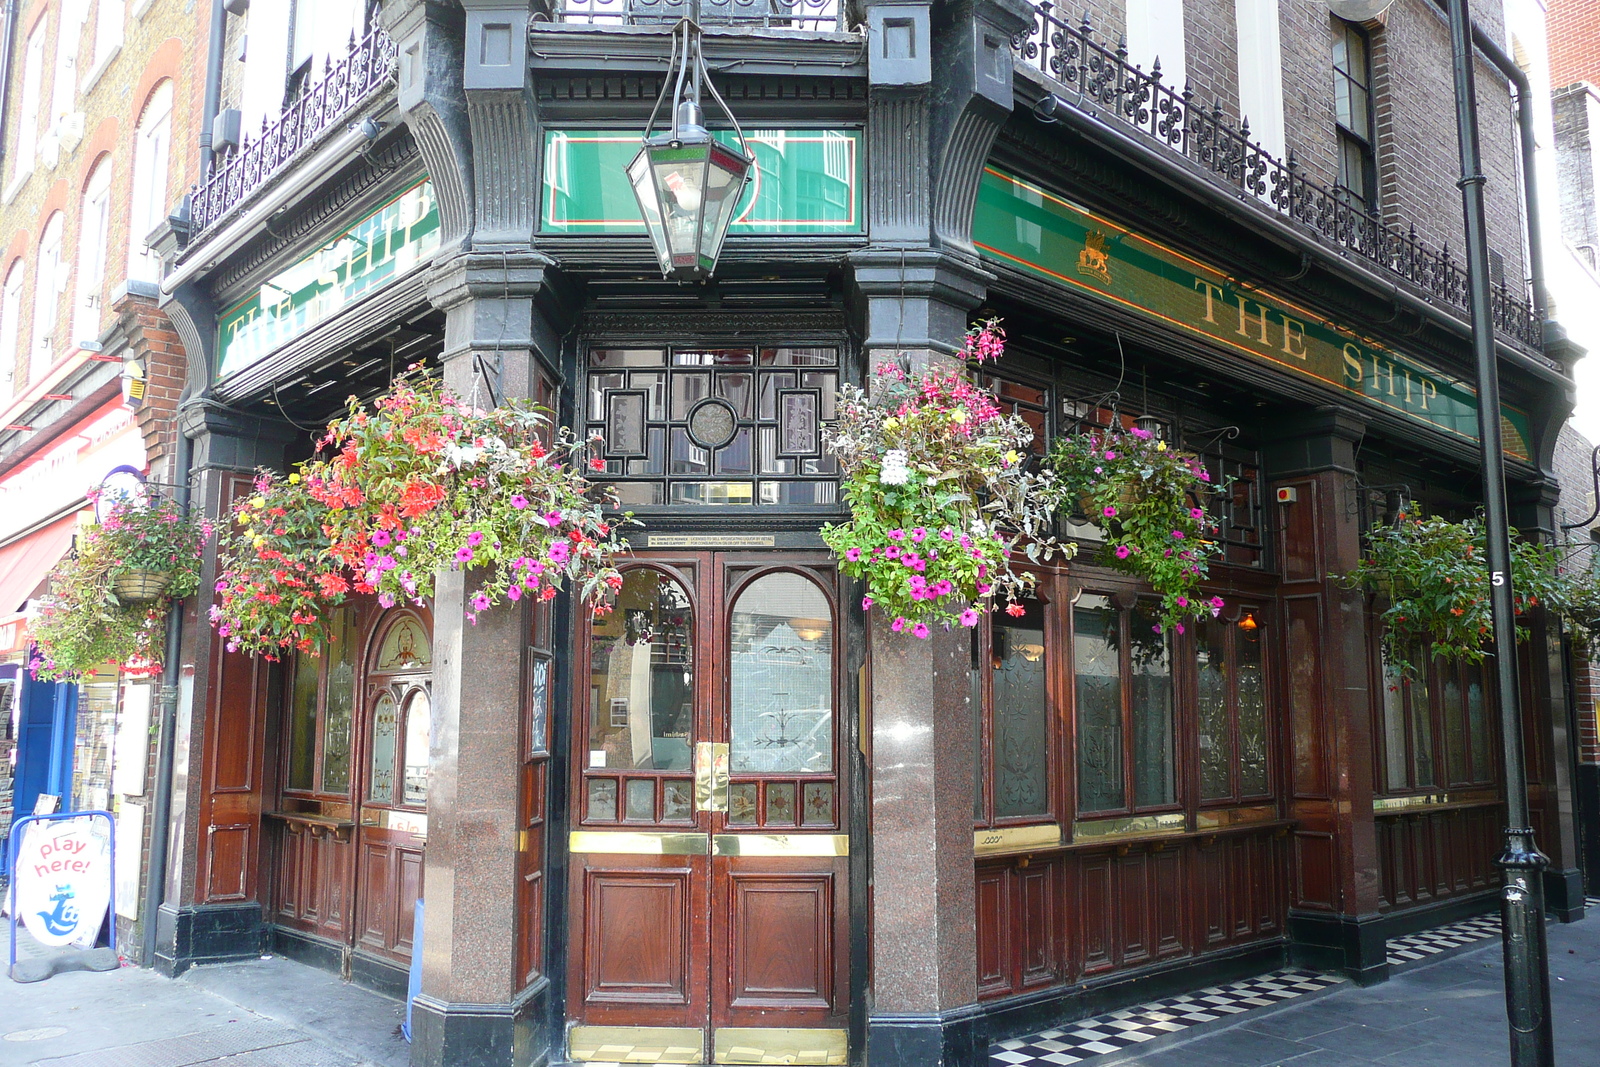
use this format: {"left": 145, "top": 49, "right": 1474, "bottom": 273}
{"left": 153, "top": 2, "right": 1584, "bottom": 1066}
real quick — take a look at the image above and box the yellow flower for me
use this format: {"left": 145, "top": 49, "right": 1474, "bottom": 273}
{"left": 884, "top": 417, "right": 900, "bottom": 431}
{"left": 288, "top": 473, "right": 301, "bottom": 485}
{"left": 251, "top": 497, "right": 266, "bottom": 509}
{"left": 950, "top": 409, "right": 967, "bottom": 424}
{"left": 253, "top": 536, "right": 266, "bottom": 548}
{"left": 1156, "top": 441, "right": 1167, "bottom": 452}
{"left": 1004, "top": 450, "right": 1020, "bottom": 465}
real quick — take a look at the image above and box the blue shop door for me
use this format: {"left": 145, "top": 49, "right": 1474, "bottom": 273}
{"left": 13, "top": 671, "right": 77, "bottom": 815}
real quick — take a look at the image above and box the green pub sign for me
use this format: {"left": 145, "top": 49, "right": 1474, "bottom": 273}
{"left": 217, "top": 180, "right": 442, "bottom": 379}
{"left": 971, "top": 168, "right": 1532, "bottom": 460}
{"left": 541, "top": 129, "right": 862, "bottom": 234}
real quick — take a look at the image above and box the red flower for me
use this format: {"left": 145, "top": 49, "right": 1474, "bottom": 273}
{"left": 589, "top": 455, "right": 606, "bottom": 472}
{"left": 399, "top": 479, "right": 447, "bottom": 518}
{"left": 1006, "top": 602, "right": 1026, "bottom": 617}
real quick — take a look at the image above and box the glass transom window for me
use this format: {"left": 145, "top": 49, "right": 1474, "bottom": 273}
{"left": 586, "top": 346, "right": 840, "bottom": 506}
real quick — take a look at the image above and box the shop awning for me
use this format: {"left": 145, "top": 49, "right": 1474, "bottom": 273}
{"left": 0, "top": 515, "right": 79, "bottom": 615}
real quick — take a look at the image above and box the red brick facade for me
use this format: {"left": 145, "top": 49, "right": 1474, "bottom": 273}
{"left": 1550, "top": 0, "right": 1600, "bottom": 91}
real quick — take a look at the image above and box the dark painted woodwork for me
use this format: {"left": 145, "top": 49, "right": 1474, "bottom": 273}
{"left": 583, "top": 862, "right": 702, "bottom": 1010}
{"left": 974, "top": 828, "right": 1290, "bottom": 1001}
{"left": 1376, "top": 804, "right": 1501, "bottom": 910}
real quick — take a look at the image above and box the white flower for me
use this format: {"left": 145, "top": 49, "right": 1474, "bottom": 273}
{"left": 880, "top": 449, "right": 910, "bottom": 485}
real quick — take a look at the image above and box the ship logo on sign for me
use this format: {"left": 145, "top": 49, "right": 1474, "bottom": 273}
{"left": 1078, "top": 230, "right": 1112, "bottom": 284}
{"left": 38, "top": 885, "right": 80, "bottom": 936}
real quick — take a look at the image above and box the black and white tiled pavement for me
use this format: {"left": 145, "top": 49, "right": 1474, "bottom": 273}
{"left": 989, "top": 897, "right": 1599, "bottom": 1066}
{"left": 989, "top": 971, "right": 1346, "bottom": 1066}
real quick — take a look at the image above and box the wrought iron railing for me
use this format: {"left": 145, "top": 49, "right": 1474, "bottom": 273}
{"left": 1015, "top": 6, "right": 1544, "bottom": 351}
{"left": 537, "top": 0, "right": 847, "bottom": 32}
{"left": 190, "top": 27, "right": 399, "bottom": 239}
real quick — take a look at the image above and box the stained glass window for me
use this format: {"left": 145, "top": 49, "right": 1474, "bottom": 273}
{"left": 1074, "top": 595, "right": 1124, "bottom": 813}
{"left": 587, "top": 346, "right": 839, "bottom": 506}
{"left": 728, "top": 572, "right": 834, "bottom": 774}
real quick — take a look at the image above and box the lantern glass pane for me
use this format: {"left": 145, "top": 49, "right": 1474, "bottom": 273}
{"left": 627, "top": 149, "right": 671, "bottom": 273}
{"left": 651, "top": 146, "right": 711, "bottom": 266}
{"left": 700, "top": 145, "right": 750, "bottom": 270}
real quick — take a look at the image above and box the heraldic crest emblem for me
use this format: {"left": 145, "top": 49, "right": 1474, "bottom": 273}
{"left": 1078, "top": 229, "right": 1112, "bottom": 284}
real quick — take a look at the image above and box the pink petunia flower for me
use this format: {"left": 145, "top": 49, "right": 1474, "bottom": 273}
{"left": 912, "top": 622, "right": 930, "bottom": 639}
{"left": 1115, "top": 545, "right": 1132, "bottom": 559}
{"left": 960, "top": 608, "right": 979, "bottom": 627}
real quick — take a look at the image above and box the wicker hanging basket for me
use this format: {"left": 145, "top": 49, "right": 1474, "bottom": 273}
{"left": 111, "top": 569, "right": 172, "bottom": 602}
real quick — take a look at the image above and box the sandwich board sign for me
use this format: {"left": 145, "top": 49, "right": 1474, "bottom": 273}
{"left": 10, "top": 813, "right": 114, "bottom": 950}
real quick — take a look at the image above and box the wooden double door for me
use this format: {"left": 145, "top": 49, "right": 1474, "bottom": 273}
{"left": 566, "top": 552, "right": 849, "bottom": 1066}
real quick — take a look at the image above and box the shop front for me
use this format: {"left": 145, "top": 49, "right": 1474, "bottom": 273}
{"left": 150, "top": 2, "right": 1583, "bottom": 1066}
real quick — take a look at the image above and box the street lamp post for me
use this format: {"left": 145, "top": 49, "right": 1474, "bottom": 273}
{"left": 627, "top": 0, "right": 755, "bottom": 281}
{"left": 1445, "top": 1, "right": 1556, "bottom": 1064}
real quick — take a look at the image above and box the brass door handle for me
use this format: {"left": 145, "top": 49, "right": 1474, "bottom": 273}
{"left": 694, "top": 741, "right": 729, "bottom": 812}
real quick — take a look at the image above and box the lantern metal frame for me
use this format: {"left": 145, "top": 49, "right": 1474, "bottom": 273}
{"left": 627, "top": 5, "right": 756, "bottom": 281}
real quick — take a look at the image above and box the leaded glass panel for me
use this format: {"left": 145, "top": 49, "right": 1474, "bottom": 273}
{"left": 1444, "top": 668, "right": 1468, "bottom": 785}
{"left": 588, "top": 346, "right": 839, "bottom": 505}
{"left": 1197, "top": 618, "right": 1231, "bottom": 800}
{"left": 402, "top": 689, "right": 431, "bottom": 806}
{"left": 320, "top": 607, "right": 357, "bottom": 794}
{"left": 993, "top": 598, "right": 1048, "bottom": 818}
{"left": 368, "top": 691, "right": 398, "bottom": 803}
{"left": 1467, "top": 674, "right": 1490, "bottom": 783}
{"left": 287, "top": 651, "right": 319, "bottom": 792}
{"left": 1382, "top": 657, "right": 1409, "bottom": 792}
{"left": 1131, "top": 602, "right": 1174, "bottom": 808}
{"left": 1074, "top": 595, "right": 1123, "bottom": 812}
{"left": 1237, "top": 620, "right": 1268, "bottom": 795}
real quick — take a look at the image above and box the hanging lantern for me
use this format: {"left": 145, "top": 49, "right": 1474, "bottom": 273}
{"left": 627, "top": 16, "right": 754, "bottom": 281}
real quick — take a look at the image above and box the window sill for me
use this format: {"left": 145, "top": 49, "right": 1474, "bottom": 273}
{"left": 81, "top": 44, "right": 121, "bottom": 94}
{"left": 2, "top": 164, "right": 32, "bottom": 206}
{"left": 132, "top": 0, "right": 156, "bottom": 20}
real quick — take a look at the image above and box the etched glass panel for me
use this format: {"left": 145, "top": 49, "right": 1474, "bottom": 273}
{"left": 993, "top": 598, "right": 1048, "bottom": 818}
{"left": 625, "top": 779, "right": 655, "bottom": 821}
{"left": 1074, "top": 595, "right": 1124, "bottom": 812}
{"left": 663, "top": 780, "right": 693, "bottom": 821}
{"left": 1197, "top": 618, "right": 1231, "bottom": 801}
{"left": 778, "top": 390, "right": 820, "bottom": 456}
{"left": 728, "top": 782, "right": 758, "bottom": 824}
{"left": 1410, "top": 657, "right": 1435, "bottom": 787}
{"left": 729, "top": 573, "right": 834, "bottom": 773}
{"left": 1237, "top": 618, "right": 1268, "bottom": 796}
{"left": 589, "top": 569, "right": 694, "bottom": 771}
{"left": 606, "top": 391, "right": 648, "bottom": 456}
{"left": 802, "top": 782, "right": 834, "bottom": 826}
{"left": 368, "top": 690, "right": 398, "bottom": 804}
{"left": 1443, "top": 666, "right": 1468, "bottom": 786}
{"left": 287, "top": 651, "right": 319, "bottom": 792}
{"left": 1382, "top": 654, "right": 1410, "bottom": 792}
{"left": 402, "top": 688, "right": 431, "bottom": 807}
{"left": 765, "top": 782, "right": 797, "bottom": 825}
{"left": 376, "top": 616, "right": 431, "bottom": 671}
{"left": 1467, "top": 673, "right": 1490, "bottom": 783}
{"left": 587, "top": 778, "right": 618, "bottom": 821}
{"left": 972, "top": 626, "right": 986, "bottom": 821}
{"left": 321, "top": 606, "right": 357, "bottom": 794}
{"left": 1131, "top": 601, "right": 1174, "bottom": 808}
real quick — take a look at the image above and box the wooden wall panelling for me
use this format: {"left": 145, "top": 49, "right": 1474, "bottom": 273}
{"left": 976, "top": 865, "right": 1009, "bottom": 998}
{"left": 198, "top": 649, "right": 269, "bottom": 905}
{"left": 728, "top": 873, "right": 835, "bottom": 1010}
{"left": 1018, "top": 861, "right": 1059, "bottom": 988}
{"left": 583, "top": 864, "right": 697, "bottom": 1009}
{"left": 1078, "top": 852, "right": 1114, "bottom": 975}
{"left": 1152, "top": 847, "right": 1184, "bottom": 957}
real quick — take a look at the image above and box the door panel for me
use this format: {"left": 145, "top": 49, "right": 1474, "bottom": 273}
{"left": 568, "top": 553, "right": 849, "bottom": 1060}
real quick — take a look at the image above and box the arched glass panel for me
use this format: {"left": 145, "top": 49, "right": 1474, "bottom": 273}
{"left": 402, "top": 689, "right": 431, "bottom": 806}
{"left": 589, "top": 569, "right": 694, "bottom": 771}
{"left": 729, "top": 572, "right": 834, "bottom": 774}
{"left": 321, "top": 607, "right": 357, "bottom": 793}
{"left": 376, "top": 616, "right": 430, "bottom": 671}
{"left": 368, "top": 691, "right": 399, "bottom": 803}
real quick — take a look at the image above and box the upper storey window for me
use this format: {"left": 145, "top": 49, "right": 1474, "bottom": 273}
{"left": 128, "top": 83, "right": 172, "bottom": 283}
{"left": 1333, "top": 21, "right": 1378, "bottom": 212}
{"left": 586, "top": 346, "right": 840, "bottom": 507}
{"left": 10, "top": 21, "right": 45, "bottom": 185}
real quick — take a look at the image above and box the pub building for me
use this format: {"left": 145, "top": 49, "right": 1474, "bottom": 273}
{"left": 150, "top": 1, "right": 1585, "bottom": 1065}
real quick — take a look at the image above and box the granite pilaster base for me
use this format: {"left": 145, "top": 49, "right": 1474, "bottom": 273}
{"left": 1287, "top": 909, "right": 1390, "bottom": 985}
{"left": 865, "top": 1004, "right": 980, "bottom": 1067}
{"left": 152, "top": 901, "right": 267, "bottom": 977}
{"left": 408, "top": 980, "right": 548, "bottom": 1067}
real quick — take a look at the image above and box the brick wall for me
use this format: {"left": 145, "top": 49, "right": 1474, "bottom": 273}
{"left": 1549, "top": 0, "right": 1600, "bottom": 91}
{"left": 1554, "top": 83, "right": 1600, "bottom": 264}
{"left": 0, "top": 0, "right": 207, "bottom": 401}
{"left": 1553, "top": 424, "right": 1600, "bottom": 767}
{"left": 1183, "top": 0, "right": 1240, "bottom": 123}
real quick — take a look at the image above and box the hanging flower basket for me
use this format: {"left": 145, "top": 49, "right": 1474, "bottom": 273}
{"left": 212, "top": 369, "right": 634, "bottom": 659}
{"left": 30, "top": 495, "right": 208, "bottom": 681}
{"left": 112, "top": 569, "right": 172, "bottom": 602}
{"left": 820, "top": 318, "right": 1072, "bottom": 636}
{"left": 1051, "top": 425, "right": 1225, "bottom": 634}
{"left": 1344, "top": 509, "right": 1562, "bottom": 678}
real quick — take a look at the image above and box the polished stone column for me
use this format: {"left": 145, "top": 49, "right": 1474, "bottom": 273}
{"left": 409, "top": 251, "right": 559, "bottom": 1067}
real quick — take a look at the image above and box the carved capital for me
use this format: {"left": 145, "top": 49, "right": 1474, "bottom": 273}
{"left": 385, "top": 1, "right": 475, "bottom": 252}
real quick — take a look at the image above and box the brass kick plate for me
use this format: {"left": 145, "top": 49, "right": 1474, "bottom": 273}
{"left": 713, "top": 1027, "right": 848, "bottom": 1065}
{"left": 568, "top": 831, "right": 710, "bottom": 856}
{"left": 713, "top": 833, "right": 849, "bottom": 858}
{"left": 569, "top": 1025, "right": 704, "bottom": 1064}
